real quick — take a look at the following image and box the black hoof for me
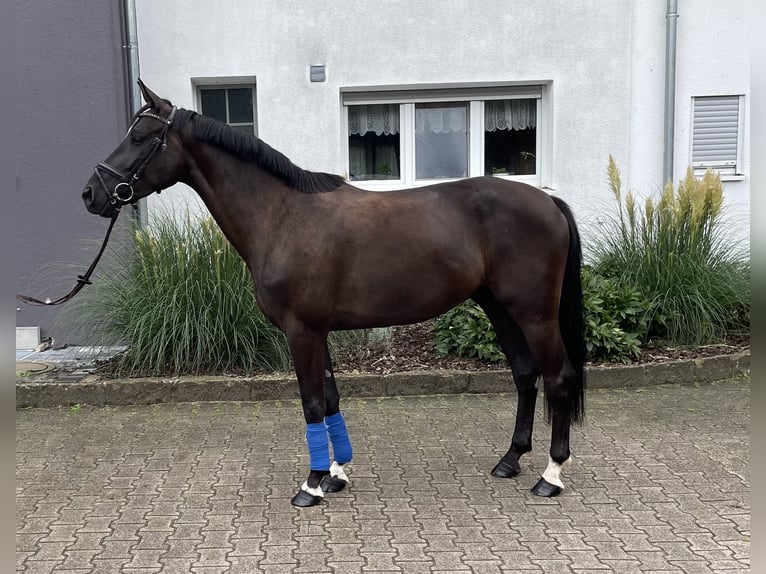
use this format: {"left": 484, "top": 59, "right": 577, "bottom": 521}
{"left": 290, "top": 489, "right": 323, "bottom": 507}
{"left": 320, "top": 475, "right": 348, "bottom": 493}
{"left": 491, "top": 459, "right": 521, "bottom": 478}
{"left": 531, "top": 477, "right": 563, "bottom": 497}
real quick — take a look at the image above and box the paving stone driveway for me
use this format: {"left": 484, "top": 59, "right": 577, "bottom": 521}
{"left": 16, "top": 380, "right": 749, "bottom": 573}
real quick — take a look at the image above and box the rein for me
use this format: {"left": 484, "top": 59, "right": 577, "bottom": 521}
{"left": 16, "top": 211, "right": 120, "bottom": 306}
{"left": 16, "top": 106, "right": 177, "bottom": 307}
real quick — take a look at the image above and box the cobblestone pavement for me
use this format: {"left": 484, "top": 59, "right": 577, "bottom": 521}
{"left": 17, "top": 380, "right": 749, "bottom": 573}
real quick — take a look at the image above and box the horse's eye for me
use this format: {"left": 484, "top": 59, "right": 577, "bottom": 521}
{"left": 131, "top": 134, "right": 144, "bottom": 144}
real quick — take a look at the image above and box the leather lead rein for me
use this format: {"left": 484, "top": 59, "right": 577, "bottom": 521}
{"left": 16, "top": 106, "right": 177, "bottom": 307}
{"left": 16, "top": 211, "right": 121, "bottom": 306}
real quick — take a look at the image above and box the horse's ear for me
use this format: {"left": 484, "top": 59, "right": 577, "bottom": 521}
{"left": 137, "top": 79, "right": 164, "bottom": 109}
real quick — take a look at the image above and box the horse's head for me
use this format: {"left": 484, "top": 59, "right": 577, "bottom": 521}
{"left": 82, "top": 80, "right": 185, "bottom": 218}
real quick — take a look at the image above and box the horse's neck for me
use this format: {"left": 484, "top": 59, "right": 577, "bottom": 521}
{"left": 182, "top": 141, "right": 288, "bottom": 260}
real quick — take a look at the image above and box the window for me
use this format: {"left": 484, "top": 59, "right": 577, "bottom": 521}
{"left": 691, "top": 95, "right": 745, "bottom": 176}
{"left": 348, "top": 104, "right": 400, "bottom": 180}
{"left": 197, "top": 84, "right": 257, "bottom": 134}
{"left": 342, "top": 84, "right": 543, "bottom": 187}
{"left": 415, "top": 102, "right": 468, "bottom": 179}
{"left": 484, "top": 99, "right": 537, "bottom": 176}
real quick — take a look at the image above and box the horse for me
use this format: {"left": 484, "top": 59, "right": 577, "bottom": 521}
{"left": 82, "top": 80, "right": 586, "bottom": 507}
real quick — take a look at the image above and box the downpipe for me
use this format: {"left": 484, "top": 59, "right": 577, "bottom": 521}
{"left": 663, "top": 0, "right": 679, "bottom": 185}
{"left": 121, "top": 0, "right": 147, "bottom": 226}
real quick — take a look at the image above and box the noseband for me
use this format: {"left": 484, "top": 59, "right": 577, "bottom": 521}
{"left": 94, "top": 106, "right": 177, "bottom": 207}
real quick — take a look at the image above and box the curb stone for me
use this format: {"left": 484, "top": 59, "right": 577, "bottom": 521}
{"left": 15, "top": 351, "right": 750, "bottom": 409}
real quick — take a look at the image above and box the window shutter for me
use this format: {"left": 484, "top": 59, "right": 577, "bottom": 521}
{"left": 691, "top": 96, "right": 740, "bottom": 168}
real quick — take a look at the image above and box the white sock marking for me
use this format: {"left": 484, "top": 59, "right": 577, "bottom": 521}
{"left": 541, "top": 455, "right": 572, "bottom": 489}
{"left": 300, "top": 481, "right": 324, "bottom": 498}
{"left": 330, "top": 461, "right": 349, "bottom": 483}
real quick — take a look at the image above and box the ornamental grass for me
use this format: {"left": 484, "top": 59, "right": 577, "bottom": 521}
{"left": 62, "top": 214, "right": 291, "bottom": 375}
{"left": 589, "top": 157, "right": 750, "bottom": 346}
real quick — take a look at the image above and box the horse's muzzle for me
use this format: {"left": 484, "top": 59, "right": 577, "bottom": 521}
{"left": 82, "top": 185, "right": 113, "bottom": 217}
{"left": 81, "top": 185, "right": 99, "bottom": 214}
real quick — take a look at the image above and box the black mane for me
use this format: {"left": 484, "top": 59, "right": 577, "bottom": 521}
{"left": 174, "top": 108, "right": 344, "bottom": 193}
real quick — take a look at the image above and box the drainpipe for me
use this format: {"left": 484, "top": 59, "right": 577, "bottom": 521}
{"left": 121, "top": 0, "right": 147, "bottom": 225}
{"left": 662, "top": 0, "right": 679, "bottom": 186}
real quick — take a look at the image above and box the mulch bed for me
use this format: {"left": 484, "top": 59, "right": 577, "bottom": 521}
{"left": 332, "top": 321, "right": 750, "bottom": 375}
{"left": 88, "top": 320, "right": 749, "bottom": 379}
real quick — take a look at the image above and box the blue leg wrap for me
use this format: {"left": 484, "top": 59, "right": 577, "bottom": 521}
{"left": 325, "top": 412, "right": 353, "bottom": 464}
{"left": 305, "top": 422, "right": 330, "bottom": 471}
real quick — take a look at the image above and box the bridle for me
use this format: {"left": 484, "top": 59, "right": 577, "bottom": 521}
{"left": 16, "top": 106, "right": 177, "bottom": 307}
{"left": 94, "top": 105, "right": 177, "bottom": 208}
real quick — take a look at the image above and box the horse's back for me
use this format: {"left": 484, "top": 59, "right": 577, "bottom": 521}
{"left": 340, "top": 176, "right": 566, "bottom": 234}
{"left": 328, "top": 176, "right": 570, "bottom": 275}
{"left": 377, "top": 177, "right": 570, "bottom": 257}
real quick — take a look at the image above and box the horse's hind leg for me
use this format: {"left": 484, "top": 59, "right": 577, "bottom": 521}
{"left": 320, "top": 345, "right": 352, "bottom": 494}
{"left": 516, "top": 319, "right": 578, "bottom": 497}
{"left": 473, "top": 290, "right": 540, "bottom": 479}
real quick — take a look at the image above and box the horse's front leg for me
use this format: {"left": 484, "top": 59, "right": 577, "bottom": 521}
{"left": 285, "top": 324, "right": 331, "bottom": 507}
{"left": 320, "top": 344, "right": 353, "bottom": 494}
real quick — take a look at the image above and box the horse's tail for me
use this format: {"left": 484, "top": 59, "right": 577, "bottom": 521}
{"left": 550, "top": 195, "right": 586, "bottom": 423}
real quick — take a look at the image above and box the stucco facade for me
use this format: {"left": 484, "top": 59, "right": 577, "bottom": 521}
{"left": 15, "top": 0, "right": 750, "bottom": 346}
{"left": 134, "top": 0, "right": 749, "bottom": 246}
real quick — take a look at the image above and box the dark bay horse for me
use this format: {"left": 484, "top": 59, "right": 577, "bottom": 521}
{"left": 82, "top": 81, "right": 585, "bottom": 507}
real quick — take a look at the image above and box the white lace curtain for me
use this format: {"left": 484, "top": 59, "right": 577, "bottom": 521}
{"left": 485, "top": 99, "right": 536, "bottom": 131}
{"left": 415, "top": 107, "right": 466, "bottom": 134}
{"left": 348, "top": 104, "right": 400, "bottom": 136}
{"left": 348, "top": 99, "right": 536, "bottom": 136}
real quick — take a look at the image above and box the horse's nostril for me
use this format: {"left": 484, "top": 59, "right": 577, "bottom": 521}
{"left": 82, "top": 186, "right": 92, "bottom": 203}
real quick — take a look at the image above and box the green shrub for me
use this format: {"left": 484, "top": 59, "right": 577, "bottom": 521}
{"left": 432, "top": 302, "right": 506, "bottom": 363}
{"left": 431, "top": 269, "right": 651, "bottom": 364}
{"left": 61, "top": 215, "right": 291, "bottom": 375}
{"left": 590, "top": 157, "right": 750, "bottom": 345}
{"left": 581, "top": 266, "right": 651, "bottom": 363}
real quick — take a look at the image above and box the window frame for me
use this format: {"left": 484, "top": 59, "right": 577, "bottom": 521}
{"left": 192, "top": 77, "right": 258, "bottom": 135}
{"left": 341, "top": 83, "right": 548, "bottom": 190}
{"left": 690, "top": 94, "right": 745, "bottom": 178}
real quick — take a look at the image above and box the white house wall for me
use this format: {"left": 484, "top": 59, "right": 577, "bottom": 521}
{"left": 627, "top": 0, "right": 750, "bottom": 245}
{"left": 135, "top": 0, "right": 749, "bottom": 247}
{"left": 673, "top": 1, "right": 750, "bottom": 243}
